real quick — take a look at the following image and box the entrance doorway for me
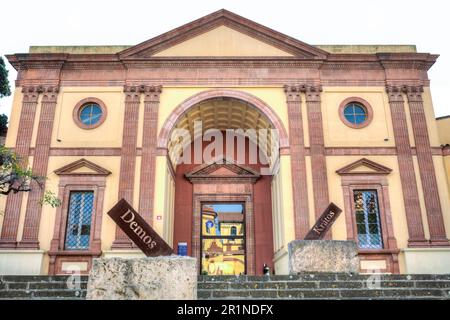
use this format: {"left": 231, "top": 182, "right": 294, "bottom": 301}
{"left": 200, "top": 203, "right": 245, "bottom": 275}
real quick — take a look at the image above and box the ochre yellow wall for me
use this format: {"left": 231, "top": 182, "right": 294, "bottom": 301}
{"left": 437, "top": 117, "right": 450, "bottom": 145}
{"left": 421, "top": 87, "right": 441, "bottom": 147}
{"left": 153, "top": 25, "right": 294, "bottom": 57}
{"left": 2, "top": 83, "right": 450, "bottom": 276}
{"left": 433, "top": 156, "right": 450, "bottom": 239}
{"left": 50, "top": 87, "right": 124, "bottom": 148}
{"left": 321, "top": 87, "right": 394, "bottom": 147}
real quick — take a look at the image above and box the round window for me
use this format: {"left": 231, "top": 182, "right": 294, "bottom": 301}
{"left": 73, "top": 98, "right": 107, "bottom": 129}
{"left": 343, "top": 103, "right": 367, "bottom": 125}
{"left": 339, "top": 97, "right": 373, "bottom": 129}
{"left": 79, "top": 103, "right": 103, "bottom": 126}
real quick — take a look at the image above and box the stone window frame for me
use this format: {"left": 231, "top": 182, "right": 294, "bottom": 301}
{"left": 72, "top": 97, "right": 108, "bottom": 130}
{"left": 338, "top": 97, "right": 373, "bottom": 129}
{"left": 49, "top": 159, "right": 110, "bottom": 275}
{"left": 337, "top": 159, "right": 399, "bottom": 273}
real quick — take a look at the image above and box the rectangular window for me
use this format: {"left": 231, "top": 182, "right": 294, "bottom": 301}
{"left": 65, "top": 191, "right": 94, "bottom": 250}
{"left": 353, "top": 190, "right": 383, "bottom": 249}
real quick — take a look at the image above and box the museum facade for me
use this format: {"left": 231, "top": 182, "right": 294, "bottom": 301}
{"left": 1, "top": 9, "right": 450, "bottom": 275}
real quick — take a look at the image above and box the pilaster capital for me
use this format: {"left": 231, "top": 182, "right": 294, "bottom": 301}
{"left": 303, "top": 85, "right": 322, "bottom": 103}
{"left": 123, "top": 85, "right": 142, "bottom": 101}
{"left": 385, "top": 85, "right": 404, "bottom": 103}
{"left": 403, "top": 85, "right": 424, "bottom": 103}
{"left": 21, "top": 86, "right": 40, "bottom": 103}
{"left": 283, "top": 85, "right": 302, "bottom": 103}
{"left": 21, "top": 85, "right": 59, "bottom": 103}
{"left": 143, "top": 85, "right": 162, "bottom": 103}
{"left": 41, "top": 85, "right": 60, "bottom": 103}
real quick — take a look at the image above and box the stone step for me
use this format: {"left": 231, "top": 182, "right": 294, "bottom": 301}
{"left": 198, "top": 274, "right": 450, "bottom": 282}
{"left": 198, "top": 288, "right": 450, "bottom": 300}
{"left": 0, "top": 274, "right": 449, "bottom": 300}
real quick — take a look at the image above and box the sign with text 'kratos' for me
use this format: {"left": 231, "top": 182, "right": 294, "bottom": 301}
{"left": 304, "top": 203, "right": 342, "bottom": 240}
{"left": 107, "top": 199, "right": 173, "bottom": 256}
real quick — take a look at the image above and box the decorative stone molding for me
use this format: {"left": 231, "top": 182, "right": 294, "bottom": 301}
{"left": 386, "top": 85, "right": 405, "bottom": 103}
{"left": 72, "top": 97, "right": 108, "bottom": 130}
{"left": 18, "top": 84, "right": 61, "bottom": 249}
{"left": 113, "top": 85, "right": 144, "bottom": 248}
{"left": 338, "top": 97, "right": 374, "bottom": 129}
{"left": 303, "top": 85, "right": 322, "bottom": 103}
{"left": 302, "top": 84, "right": 330, "bottom": 233}
{"left": 336, "top": 158, "right": 392, "bottom": 176}
{"left": 139, "top": 85, "right": 162, "bottom": 226}
{"left": 185, "top": 158, "right": 260, "bottom": 274}
{"left": 54, "top": 158, "right": 112, "bottom": 176}
{"left": 403, "top": 85, "right": 424, "bottom": 103}
{"left": 49, "top": 158, "right": 110, "bottom": 274}
{"left": 385, "top": 84, "right": 428, "bottom": 247}
{"left": 336, "top": 158, "right": 399, "bottom": 273}
{"left": 143, "top": 85, "right": 162, "bottom": 102}
{"left": 284, "top": 84, "right": 310, "bottom": 239}
{"left": 157, "top": 89, "right": 290, "bottom": 152}
{"left": 185, "top": 157, "right": 261, "bottom": 184}
{"left": 0, "top": 84, "right": 59, "bottom": 249}
{"left": 118, "top": 9, "right": 329, "bottom": 59}
{"left": 403, "top": 84, "right": 449, "bottom": 247}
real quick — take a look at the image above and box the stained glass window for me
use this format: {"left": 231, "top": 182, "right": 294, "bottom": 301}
{"left": 79, "top": 103, "right": 103, "bottom": 126}
{"left": 65, "top": 191, "right": 94, "bottom": 250}
{"left": 353, "top": 190, "right": 383, "bottom": 249}
{"left": 344, "top": 103, "right": 367, "bottom": 125}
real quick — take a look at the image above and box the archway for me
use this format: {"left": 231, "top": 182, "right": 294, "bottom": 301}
{"left": 158, "top": 90, "right": 289, "bottom": 275}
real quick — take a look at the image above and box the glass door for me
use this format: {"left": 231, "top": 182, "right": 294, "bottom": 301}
{"left": 200, "top": 203, "right": 245, "bottom": 275}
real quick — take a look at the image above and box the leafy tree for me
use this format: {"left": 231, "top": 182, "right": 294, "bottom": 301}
{"left": 0, "top": 114, "right": 7, "bottom": 135}
{"left": 0, "top": 146, "right": 60, "bottom": 207}
{"left": 0, "top": 56, "right": 11, "bottom": 98}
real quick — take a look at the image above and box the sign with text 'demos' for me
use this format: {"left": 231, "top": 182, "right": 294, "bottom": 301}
{"left": 304, "top": 202, "right": 343, "bottom": 240}
{"left": 107, "top": 199, "right": 173, "bottom": 256}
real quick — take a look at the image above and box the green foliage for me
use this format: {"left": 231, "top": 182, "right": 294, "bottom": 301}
{"left": 0, "top": 114, "right": 7, "bottom": 135}
{"left": 0, "top": 146, "right": 61, "bottom": 207}
{"left": 0, "top": 56, "right": 11, "bottom": 98}
{"left": 39, "top": 190, "right": 62, "bottom": 208}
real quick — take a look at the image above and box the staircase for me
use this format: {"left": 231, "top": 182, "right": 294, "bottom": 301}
{"left": 197, "top": 274, "right": 450, "bottom": 300}
{"left": 0, "top": 275, "right": 87, "bottom": 300}
{"left": 1, "top": 273, "right": 449, "bottom": 300}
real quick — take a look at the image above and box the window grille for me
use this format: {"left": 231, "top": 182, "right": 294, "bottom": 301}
{"left": 65, "top": 191, "right": 94, "bottom": 250}
{"left": 353, "top": 190, "right": 383, "bottom": 249}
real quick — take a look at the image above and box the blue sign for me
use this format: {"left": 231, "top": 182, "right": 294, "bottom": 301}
{"left": 206, "top": 220, "right": 214, "bottom": 229}
{"left": 177, "top": 242, "right": 188, "bottom": 256}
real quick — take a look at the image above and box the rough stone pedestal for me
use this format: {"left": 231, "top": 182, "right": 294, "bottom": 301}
{"left": 86, "top": 256, "right": 197, "bottom": 300}
{"left": 288, "top": 240, "right": 359, "bottom": 274}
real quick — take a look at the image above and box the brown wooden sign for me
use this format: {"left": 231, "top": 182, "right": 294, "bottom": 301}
{"left": 304, "top": 202, "right": 343, "bottom": 240}
{"left": 107, "top": 199, "right": 173, "bottom": 256}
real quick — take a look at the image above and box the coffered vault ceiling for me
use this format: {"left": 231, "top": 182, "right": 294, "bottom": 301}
{"left": 168, "top": 97, "right": 276, "bottom": 167}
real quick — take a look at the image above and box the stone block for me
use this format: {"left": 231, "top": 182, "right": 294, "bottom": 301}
{"left": 288, "top": 240, "right": 359, "bottom": 274}
{"left": 86, "top": 256, "right": 197, "bottom": 300}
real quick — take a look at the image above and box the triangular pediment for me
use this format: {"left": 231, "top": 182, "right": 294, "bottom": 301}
{"left": 185, "top": 157, "right": 260, "bottom": 181}
{"left": 54, "top": 158, "right": 111, "bottom": 176}
{"left": 336, "top": 158, "right": 392, "bottom": 175}
{"left": 119, "top": 9, "right": 328, "bottom": 59}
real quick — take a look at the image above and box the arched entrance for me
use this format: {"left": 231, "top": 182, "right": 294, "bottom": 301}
{"left": 158, "top": 90, "right": 289, "bottom": 275}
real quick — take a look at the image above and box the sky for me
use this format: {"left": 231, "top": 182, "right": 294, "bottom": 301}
{"left": 1, "top": 0, "right": 449, "bottom": 118}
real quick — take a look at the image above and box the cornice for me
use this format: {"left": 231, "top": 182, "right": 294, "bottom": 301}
{"left": 6, "top": 51, "right": 438, "bottom": 73}
{"left": 377, "top": 53, "right": 438, "bottom": 71}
